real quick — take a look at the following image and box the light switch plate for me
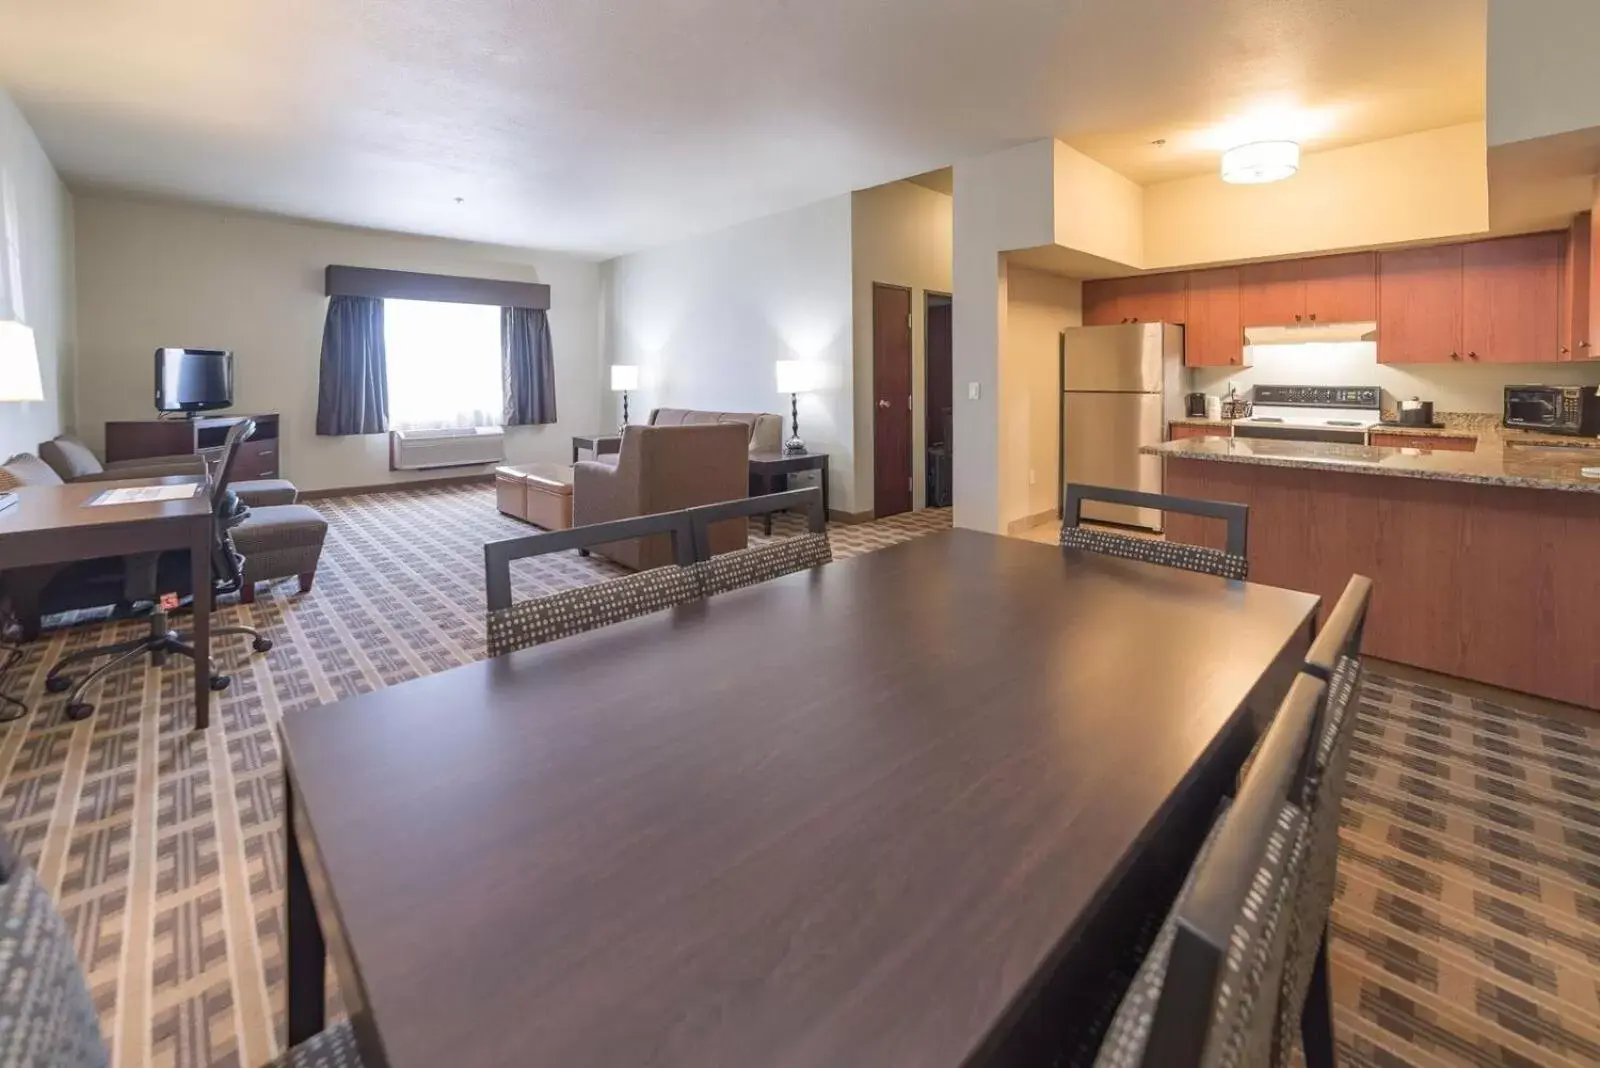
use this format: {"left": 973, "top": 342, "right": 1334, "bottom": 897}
{"left": 967, "top": 382, "right": 981, "bottom": 400}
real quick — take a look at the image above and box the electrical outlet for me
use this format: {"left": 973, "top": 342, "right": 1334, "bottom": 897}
{"left": 967, "top": 382, "right": 981, "bottom": 400}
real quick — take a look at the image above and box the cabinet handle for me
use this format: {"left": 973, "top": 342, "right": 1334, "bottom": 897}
{"left": 1294, "top": 314, "right": 1303, "bottom": 322}
{"left": 1561, "top": 347, "right": 1571, "bottom": 355}
{"left": 1449, "top": 351, "right": 1461, "bottom": 361}
{"left": 1581, "top": 341, "right": 1592, "bottom": 348}
{"left": 1309, "top": 313, "right": 1317, "bottom": 322}
{"left": 1467, "top": 351, "right": 1479, "bottom": 361}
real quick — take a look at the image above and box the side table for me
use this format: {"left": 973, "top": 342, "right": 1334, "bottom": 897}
{"left": 571, "top": 434, "right": 622, "bottom": 463}
{"left": 748, "top": 451, "right": 830, "bottom": 534}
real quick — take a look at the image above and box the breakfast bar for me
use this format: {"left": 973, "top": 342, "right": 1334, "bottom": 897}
{"left": 1147, "top": 435, "right": 1600, "bottom": 710}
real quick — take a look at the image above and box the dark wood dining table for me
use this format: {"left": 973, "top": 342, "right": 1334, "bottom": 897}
{"left": 281, "top": 529, "right": 1318, "bottom": 1068}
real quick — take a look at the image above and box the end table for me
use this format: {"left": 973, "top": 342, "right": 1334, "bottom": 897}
{"left": 748, "top": 451, "right": 830, "bottom": 534}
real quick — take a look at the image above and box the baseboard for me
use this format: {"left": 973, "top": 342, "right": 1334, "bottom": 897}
{"left": 300, "top": 472, "right": 496, "bottom": 500}
{"left": 827, "top": 509, "right": 876, "bottom": 526}
{"left": 1005, "top": 509, "right": 1059, "bottom": 535}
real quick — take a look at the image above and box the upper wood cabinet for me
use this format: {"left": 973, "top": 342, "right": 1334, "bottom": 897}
{"left": 1082, "top": 273, "right": 1186, "bottom": 326}
{"left": 1184, "top": 268, "right": 1246, "bottom": 368}
{"left": 1462, "top": 233, "right": 1561, "bottom": 364}
{"left": 1377, "top": 245, "right": 1465, "bottom": 364}
{"left": 1565, "top": 211, "right": 1596, "bottom": 360}
{"left": 1239, "top": 253, "right": 1377, "bottom": 326}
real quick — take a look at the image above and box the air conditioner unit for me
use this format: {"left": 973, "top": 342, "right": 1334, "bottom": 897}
{"left": 389, "top": 427, "right": 506, "bottom": 471}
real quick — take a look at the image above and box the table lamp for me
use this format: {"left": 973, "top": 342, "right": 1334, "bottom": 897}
{"left": 0, "top": 320, "right": 42, "bottom": 512}
{"left": 610, "top": 364, "right": 639, "bottom": 433}
{"left": 774, "top": 360, "right": 816, "bottom": 455}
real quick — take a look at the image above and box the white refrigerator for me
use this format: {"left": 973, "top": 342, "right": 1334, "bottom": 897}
{"left": 1059, "top": 323, "right": 1185, "bottom": 531}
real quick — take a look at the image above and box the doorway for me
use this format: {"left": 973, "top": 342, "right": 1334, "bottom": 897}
{"left": 872, "top": 283, "right": 913, "bottom": 517}
{"left": 924, "top": 292, "right": 953, "bottom": 509}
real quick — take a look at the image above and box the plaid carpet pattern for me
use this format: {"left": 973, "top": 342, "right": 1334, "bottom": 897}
{"left": 0, "top": 487, "right": 1595, "bottom": 1067}
{"left": 0, "top": 485, "right": 950, "bottom": 1067}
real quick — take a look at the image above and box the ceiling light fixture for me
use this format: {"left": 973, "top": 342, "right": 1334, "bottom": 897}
{"left": 1221, "top": 141, "right": 1300, "bottom": 185}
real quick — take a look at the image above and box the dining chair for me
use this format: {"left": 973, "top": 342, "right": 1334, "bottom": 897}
{"left": 680, "top": 487, "right": 830, "bottom": 596}
{"left": 266, "top": 1020, "right": 363, "bottom": 1067}
{"left": 0, "top": 838, "right": 109, "bottom": 1068}
{"left": 1272, "top": 574, "right": 1373, "bottom": 1068}
{"left": 1060, "top": 483, "right": 1249, "bottom": 581}
{"left": 1088, "top": 674, "right": 1324, "bottom": 1068}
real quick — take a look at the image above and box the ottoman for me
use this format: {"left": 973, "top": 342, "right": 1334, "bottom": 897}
{"left": 232, "top": 479, "right": 298, "bottom": 507}
{"left": 495, "top": 463, "right": 573, "bottom": 530}
{"left": 230, "top": 503, "right": 329, "bottom": 604}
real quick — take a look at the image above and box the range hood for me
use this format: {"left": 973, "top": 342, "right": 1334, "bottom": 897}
{"left": 1244, "top": 321, "right": 1378, "bottom": 346}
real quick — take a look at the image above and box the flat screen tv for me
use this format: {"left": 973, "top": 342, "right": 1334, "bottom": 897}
{"left": 154, "top": 348, "right": 234, "bottom": 413}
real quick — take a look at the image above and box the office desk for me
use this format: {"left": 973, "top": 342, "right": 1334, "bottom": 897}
{"left": 0, "top": 476, "right": 215, "bottom": 729}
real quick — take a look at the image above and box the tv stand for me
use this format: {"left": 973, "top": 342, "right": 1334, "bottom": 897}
{"left": 106, "top": 413, "right": 281, "bottom": 481}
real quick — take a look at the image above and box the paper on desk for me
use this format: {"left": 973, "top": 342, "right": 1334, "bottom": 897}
{"left": 87, "top": 484, "right": 203, "bottom": 506}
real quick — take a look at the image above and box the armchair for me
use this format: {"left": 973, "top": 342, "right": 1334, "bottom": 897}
{"left": 572, "top": 423, "right": 749, "bottom": 570}
{"left": 39, "top": 433, "right": 205, "bottom": 483}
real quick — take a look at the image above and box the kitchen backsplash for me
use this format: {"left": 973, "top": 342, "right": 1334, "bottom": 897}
{"left": 1189, "top": 341, "right": 1600, "bottom": 412}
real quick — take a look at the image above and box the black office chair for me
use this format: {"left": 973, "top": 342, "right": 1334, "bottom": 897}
{"left": 42, "top": 420, "right": 273, "bottom": 720}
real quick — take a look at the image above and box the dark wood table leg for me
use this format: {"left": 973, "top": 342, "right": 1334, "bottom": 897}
{"left": 1300, "top": 926, "right": 1336, "bottom": 1068}
{"left": 286, "top": 769, "right": 327, "bottom": 1046}
{"left": 191, "top": 513, "right": 212, "bottom": 730}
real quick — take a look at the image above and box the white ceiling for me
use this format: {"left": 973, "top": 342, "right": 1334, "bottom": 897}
{"left": 0, "top": 0, "right": 1485, "bottom": 257}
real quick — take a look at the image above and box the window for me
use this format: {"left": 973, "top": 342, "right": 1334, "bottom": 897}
{"left": 384, "top": 298, "right": 502, "bottom": 430}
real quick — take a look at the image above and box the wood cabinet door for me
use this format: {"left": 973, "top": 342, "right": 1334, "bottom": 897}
{"left": 1302, "top": 252, "right": 1377, "bottom": 322}
{"left": 1239, "top": 260, "right": 1305, "bottom": 326}
{"left": 1462, "top": 233, "right": 1562, "bottom": 363}
{"left": 1561, "top": 213, "right": 1592, "bottom": 360}
{"left": 1378, "top": 245, "right": 1464, "bottom": 363}
{"left": 1169, "top": 423, "right": 1221, "bottom": 441}
{"left": 1119, "top": 273, "right": 1187, "bottom": 324}
{"left": 1184, "top": 267, "right": 1245, "bottom": 367}
{"left": 1082, "top": 279, "right": 1125, "bottom": 326}
{"left": 1369, "top": 433, "right": 1476, "bottom": 452}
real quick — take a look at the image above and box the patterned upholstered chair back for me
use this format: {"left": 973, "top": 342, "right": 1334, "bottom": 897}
{"left": 485, "top": 566, "right": 701, "bottom": 656}
{"left": 1061, "top": 483, "right": 1250, "bottom": 582}
{"left": 690, "top": 532, "right": 832, "bottom": 597}
{"left": 0, "top": 856, "right": 110, "bottom": 1067}
{"left": 1060, "top": 526, "right": 1249, "bottom": 582}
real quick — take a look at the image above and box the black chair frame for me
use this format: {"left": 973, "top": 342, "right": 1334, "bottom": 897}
{"left": 1063, "top": 483, "right": 1250, "bottom": 559}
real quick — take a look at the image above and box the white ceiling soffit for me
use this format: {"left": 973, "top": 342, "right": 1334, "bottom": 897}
{"left": 0, "top": 0, "right": 1485, "bottom": 256}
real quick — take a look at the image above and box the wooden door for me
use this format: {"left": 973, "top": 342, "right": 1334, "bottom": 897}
{"left": 1377, "top": 245, "right": 1464, "bottom": 363}
{"left": 1119, "top": 273, "right": 1187, "bottom": 324}
{"left": 872, "top": 284, "right": 914, "bottom": 517}
{"left": 1302, "top": 252, "right": 1377, "bottom": 322}
{"left": 1184, "top": 267, "right": 1245, "bottom": 367}
{"left": 1239, "top": 260, "right": 1305, "bottom": 326}
{"left": 1462, "top": 233, "right": 1561, "bottom": 363}
{"left": 1561, "top": 213, "right": 1591, "bottom": 360}
{"left": 925, "top": 298, "right": 953, "bottom": 446}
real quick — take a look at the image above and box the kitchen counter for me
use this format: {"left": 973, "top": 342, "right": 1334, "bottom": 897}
{"left": 1143, "top": 436, "right": 1600, "bottom": 493}
{"left": 1170, "top": 413, "right": 1600, "bottom": 450}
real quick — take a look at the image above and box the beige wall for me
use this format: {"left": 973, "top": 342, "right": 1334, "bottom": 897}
{"left": 1142, "top": 123, "right": 1490, "bottom": 268}
{"left": 1002, "top": 264, "right": 1080, "bottom": 527}
{"left": 0, "top": 89, "right": 74, "bottom": 459}
{"left": 1053, "top": 142, "right": 1141, "bottom": 271}
{"left": 850, "top": 180, "right": 953, "bottom": 514}
{"left": 72, "top": 195, "right": 602, "bottom": 492}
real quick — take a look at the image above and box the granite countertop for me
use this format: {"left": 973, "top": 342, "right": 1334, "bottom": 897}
{"left": 1169, "top": 412, "right": 1600, "bottom": 451}
{"left": 1143, "top": 436, "right": 1600, "bottom": 493}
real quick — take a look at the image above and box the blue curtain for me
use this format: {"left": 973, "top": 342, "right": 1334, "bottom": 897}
{"left": 502, "top": 306, "right": 557, "bottom": 426}
{"left": 315, "top": 295, "right": 389, "bottom": 435}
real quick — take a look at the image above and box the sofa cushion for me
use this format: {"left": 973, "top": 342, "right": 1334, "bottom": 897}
{"left": 2, "top": 453, "right": 65, "bottom": 487}
{"left": 39, "top": 435, "right": 105, "bottom": 480}
{"left": 648, "top": 409, "right": 783, "bottom": 453}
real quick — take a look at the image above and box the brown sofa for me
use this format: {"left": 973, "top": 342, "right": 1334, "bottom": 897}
{"left": 573, "top": 423, "right": 749, "bottom": 570}
{"left": 647, "top": 408, "right": 783, "bottom": 453}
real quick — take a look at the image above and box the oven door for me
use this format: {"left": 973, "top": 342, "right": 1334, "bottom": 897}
{"left": 1233, "top": 422, "right": 1368, "bottom": 444}
{"left": 1504, "top": 389, "right": 1560, "bottom": 429}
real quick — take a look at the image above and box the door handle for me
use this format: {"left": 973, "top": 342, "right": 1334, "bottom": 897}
{"left": 878, "top": 399, "right": 891, "bottom": 409}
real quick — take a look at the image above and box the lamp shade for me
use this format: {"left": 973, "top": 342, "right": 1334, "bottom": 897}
{"left": 610, "top": 364, "right": 639, "bottom": 392}
{"left": 0, "top": 320, "right": 42, "bottom": 403}
{"left": 774, "top": 360, "right": 818, "bottom": 395}
{"left": 1220, "top": 140, "right": 1300, "bottom": 185}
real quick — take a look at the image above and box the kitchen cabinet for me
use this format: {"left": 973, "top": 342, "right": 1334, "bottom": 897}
{"left": 1184, "top": 267, "right": 1246, "bottom": 368}
{"left": 1082, "top": 273, "right": 1186, "bottom": 326}
{"left": 1377, "top": 245, "right": 1465, "bottom": 364}
{"left": 1369, "top": 433, "right": 1477, "bottom": 452}
{"left": 1239, "top": 253, "right": 1377, "bottom": 326}
{"left": 1169, "top": 423, "right": 1224, "bottom": 441}
{"left": 1562, "top": 212, "right": 1594, "bottom": 359}
{"left": 1462, "top": 233, "right": 1561, "bottom": 363}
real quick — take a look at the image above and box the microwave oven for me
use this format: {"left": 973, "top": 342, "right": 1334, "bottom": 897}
{"left": 1503, "top": 385, "right": 1600, "bottom": 436}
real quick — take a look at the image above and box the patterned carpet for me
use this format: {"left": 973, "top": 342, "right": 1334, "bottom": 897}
{"left": 0, "top": 486, "right": 1594, "bottom": 1067}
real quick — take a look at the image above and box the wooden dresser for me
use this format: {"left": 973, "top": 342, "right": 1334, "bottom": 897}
{"left": 105, "top": 414, "right": 281, "bottom": 481}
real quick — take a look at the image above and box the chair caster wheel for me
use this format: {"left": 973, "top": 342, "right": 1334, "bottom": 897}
{"left": 65, "top": 703, "right": 94, "bottom": 722}
{"left": 209, "top": 675, "right": 232, "bottom": 692}
{"left": 252, "top": 637, "right": 273, "bottom": 653}
{"left": 45, "top": 676, "right": 73, "bottom": 694}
